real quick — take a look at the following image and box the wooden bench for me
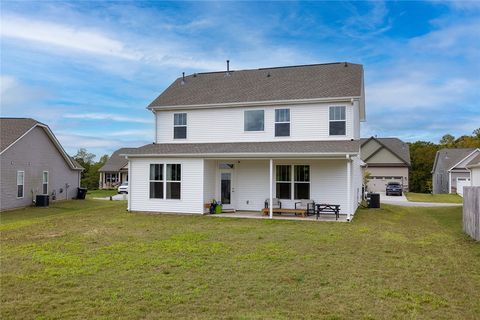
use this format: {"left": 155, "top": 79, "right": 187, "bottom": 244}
{"left": 261, "top": 208, "right": 307, "bottom": 217}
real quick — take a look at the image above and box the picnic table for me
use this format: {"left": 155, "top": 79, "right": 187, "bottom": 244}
{"left": 315, "top": 204, "right": 340, "bottom": 220}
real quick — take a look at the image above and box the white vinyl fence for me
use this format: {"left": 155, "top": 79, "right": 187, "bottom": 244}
{"left": 463, "top": 186, "right": 480, "bottom": 241}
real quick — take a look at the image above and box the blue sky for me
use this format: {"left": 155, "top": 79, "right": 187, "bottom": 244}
{"left": 1, "top": 1, "right": 479, "bottom": 157}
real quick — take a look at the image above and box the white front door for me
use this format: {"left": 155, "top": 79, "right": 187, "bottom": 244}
{"left": 219, "top": 169, "right": 235, "bottom": 210}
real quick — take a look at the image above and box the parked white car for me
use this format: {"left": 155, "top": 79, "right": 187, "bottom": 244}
{"left": 117, "top": 181, "right": 128, "bottom": 194}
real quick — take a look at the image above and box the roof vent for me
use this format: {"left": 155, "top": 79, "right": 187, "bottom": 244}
{"left": 267, "top": 72, "right": 271, "bottom": 78}
{"left": 181, "top": 72, "right": 186, "bottom": 85}
{"left": 226, "top": 60, "right": 231, "bottom": 76}
{"left": 344, "top": 62, "right": 348, "bottom": 67}
{"left": 193, "top": 73, "right": 197, "bottom": 77}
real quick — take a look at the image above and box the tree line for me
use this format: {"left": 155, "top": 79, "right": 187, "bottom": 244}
{"left": 73, "top": 148, "right": 109, "bottom": 190}
{"left": 409, "top": 129, "right": 480, "bottom": 193}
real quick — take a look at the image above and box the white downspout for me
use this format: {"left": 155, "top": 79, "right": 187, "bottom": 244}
{"left": 346, "top": 155, "right": 352, "bottom": 222}
{"left": 127, "top": 157, "right": 132, "bottom": 211}
{"left": 448, "top": 171, "right": 452, "bottom": 194}
{"left": 269, "top": 159, "right": 273, "bottom": 219}
{"left": 153, "top": 110, "right": 158, "bottom": 143}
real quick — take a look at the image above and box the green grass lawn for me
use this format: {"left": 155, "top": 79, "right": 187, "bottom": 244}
{"left": 86, "top": 189, "right": 118, "bottom": 198}
{"left": 1, "top": 200, "right": 479, "bottom": 319}
{"left": 405, "top": 192, "right": 464, "bottom": 203}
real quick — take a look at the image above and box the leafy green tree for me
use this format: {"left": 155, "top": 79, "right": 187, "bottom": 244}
{"left": 439, "top": 134, "right": 455, "bottom": 146}
{"left": 473, "top": 128, "right": 480, "bottom": 139}
{"left": 73, "top": 149, "right": 109, "bottom": 189}
{"left": 408, "top": 141, "right": 439, "bottom": 193}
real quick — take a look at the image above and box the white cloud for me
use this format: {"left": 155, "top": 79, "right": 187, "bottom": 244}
{"left": 63, "top": 113, "right": 152, "bottom": 124}
{"left": 0, "top": 75, "right": 50, "bottom": 111}
{"left": 0, "top": 15, "right": 142, "bottom": 60}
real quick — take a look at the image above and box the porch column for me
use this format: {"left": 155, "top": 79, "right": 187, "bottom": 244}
{"left": 346, "top": 156, "right": 352, "bottom": 222}
{"left": 269, "top": 159, "right": 273, "bottom": 219}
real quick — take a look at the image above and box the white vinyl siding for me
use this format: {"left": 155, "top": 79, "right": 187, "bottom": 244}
{"left": 130, "top": 158, "right": 203, "bottom": 214}
{"left": 156, "top": 102, "right": 354, "bottom": 143}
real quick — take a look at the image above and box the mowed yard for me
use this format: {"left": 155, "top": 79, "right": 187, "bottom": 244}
{"left": 1, "top": 200, "right": 479, "bottom": 319}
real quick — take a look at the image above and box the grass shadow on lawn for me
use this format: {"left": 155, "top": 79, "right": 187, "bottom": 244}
{"left": 1, "top": 200, "right": 479, "bottom": 319}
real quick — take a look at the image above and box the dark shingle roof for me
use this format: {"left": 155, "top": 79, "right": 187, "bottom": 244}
{"left": 148, "top": 62, "right": 363, "bottom": 108}
{"left": 360, "top": 137, "right": 411, "bottom": 165}
{"left": 433, "top": 148, "right": 477, "bottom": 172}
{"left": 0, "top": 118, "right": 39, "bottom": 152}
{"left": 99, "top": 148, "right": 138, "bottom": 172}
{"left": 122, "top": 140, "right": 360, "bottom": 157}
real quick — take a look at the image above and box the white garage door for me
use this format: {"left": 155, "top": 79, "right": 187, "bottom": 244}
{"left": 456, "top": 178, "right": 471, "bottom": 196}
{"left": 367, "top": 176, "right": 403, "bottom": 193}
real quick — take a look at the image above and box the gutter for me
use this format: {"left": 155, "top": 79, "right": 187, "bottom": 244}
{"left": 121, "top": 151, "right": 360, "bottom": 159}
{"left": 148, "top": 96, "right": 361, "bottom": 111}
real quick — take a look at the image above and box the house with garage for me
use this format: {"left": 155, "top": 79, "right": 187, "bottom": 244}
{"left": 0, "top": 118, "right": 83, "bottom": 211}
{"left": 123, "top": 62, "right": 366, "bottom": 220}
{"left": 360, "top": 137, "right": 410, "bottom": 192}
{"left": 98, "top": 148, "right": 137, "bottom": 189}
{"left": 432, "top": 148, "right": 480, "bottom": 195}
{"left": 467, "top": 158, "right": 480, "bottom": 187}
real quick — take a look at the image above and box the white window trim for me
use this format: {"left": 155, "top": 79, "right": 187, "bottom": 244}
{"left": 244, "top": 109, "right": 265, "bottom": 132}
{"left": 42, "top": 171, "right": 49, "bottom": 195}
{"left": 149, "top": 164, "right": 164, "bottom": 199}
{"left": 166, "top": 164, "right": 182, "bottom": 200}
{"left": 173, "top": 113, "right": 187, "bottom": 139}
{"left": 274, "top": 164, "right": 310, "bottom": 200}
{"left": 274, "top": 108, "right": 290, "bottom": 137}
{"left": 293, "top": 165, "right": 310, "bottom": 200}
{"left": 17, "top": 170, "right": 25, "bottom": 199}
{"left": 275, "top": 165, "right": 292, "bottom": 200}
{"left": 149, "top": 163, "right": 182, "bottom": 200}
{"left": 329, "top": 106, "right": 347, "bottom": 136}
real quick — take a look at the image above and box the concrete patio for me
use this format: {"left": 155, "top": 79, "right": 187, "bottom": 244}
{"left": 210, "top": 211, "right": 350, "bottom": 222}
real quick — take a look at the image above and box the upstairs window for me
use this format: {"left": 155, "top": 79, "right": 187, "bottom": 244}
{"left": 275, "top": 109, "right": 290, "bottom": 137}
{"left": 244, "top": 110, "right": 264, "bottom": 131}
{"left": 42, "top": 171, "right": 49, "bottom": 195}
{"left": 174, "top": 113, "right": 187, "bottom": 139}
{"left": 17, "top": 171, "right": 24, "bottom": 198}
{"left": 149, "top": 164, "right": 164, "bottom": 199}
{"left": 329, "top": 106, "right": 346, "bottom": 135}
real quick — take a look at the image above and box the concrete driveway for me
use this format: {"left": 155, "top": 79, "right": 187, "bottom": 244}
{"left": 93, "top": 194, "right": 128, "bottom": 201}
{"left": 378, "top": 192, "right": 461, "bottom": 207}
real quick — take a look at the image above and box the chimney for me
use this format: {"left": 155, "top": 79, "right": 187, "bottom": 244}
{"left": 181, "top": 72, "right": 185, "bottom": 85}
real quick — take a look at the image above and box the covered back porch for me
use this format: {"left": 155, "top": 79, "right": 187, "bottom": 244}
{"left": 202, "top": 156, "right": 362, "bottom": 221}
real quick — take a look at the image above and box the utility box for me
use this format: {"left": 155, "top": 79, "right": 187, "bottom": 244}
{"left": 367, "top": 193, "right": 380, "bottom": 208}
{"left": 36, "top": 194, "right": 49, "bottom": 207}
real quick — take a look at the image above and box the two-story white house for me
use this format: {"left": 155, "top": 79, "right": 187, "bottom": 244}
{"left": 124, "top": 62, "right": 366, "bottom": 220}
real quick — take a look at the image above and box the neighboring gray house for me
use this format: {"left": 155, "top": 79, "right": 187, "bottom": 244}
{"left": 360, "top": 137, "right": 411, "bottom": 192}
{"left": 432, "top": 148, "right": 480, "bottom": 194}
{"left": 98, "top": 148, "right": 136, "bottom": 189}
{"left": 0, "top": 118, "right": 83, "bottom": 211}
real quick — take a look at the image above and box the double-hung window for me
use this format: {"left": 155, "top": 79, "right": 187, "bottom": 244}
{"left": 244, "top": 110, "right": 264, "bottom": 131}
{"left": 149, "top": 164, "right": 181, "bottom": 199}
{"left": 329, "top": 106, "right": 346, "bottom": 135}
{"left": 42, "top": 171, "right": 49, "bottom": 194}
{"left": 174, "top": 113, "right": 187, "bottom": 139}
{"left": 294, "top": 165, "right": 310, "bottom": 200}
{"left": 17, "top": 171, "right": 24, "bottom": 198}
{"left": 276, "top": 165, "right": 291, "bottom": 199}
{"left": 275, "top": 165, "right": 310, "bottom": 200}
{"left": 275, "top": 109, "right": 290, "bottom": 137}
{"left": 166, "top": 164, "right": 181, "bottom": 199}
{"left": 149, "top": 164, "right": 164, "bottom": 199}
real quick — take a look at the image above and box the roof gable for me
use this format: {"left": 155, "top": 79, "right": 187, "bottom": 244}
{"left": 148, "top": 62, "right": 364, "bottom": 109}
{"left": 450, "top": 149, "right": 480, "bottom": 170}
{"left": 360, "top": 137, "right": 410, "bottom": 166}
{"left": 99, "top": 147, "right": 138, "bottom": 172}
{"left": 0, "top": 118, "right": 83, "bottom": 170}
{"left": 432, "top": 148, "right": 477, "bottom": 173}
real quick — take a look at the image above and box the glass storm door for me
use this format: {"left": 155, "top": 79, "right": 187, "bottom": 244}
{"left": 220, "top": 170, "right": 234, "bottom": 210}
